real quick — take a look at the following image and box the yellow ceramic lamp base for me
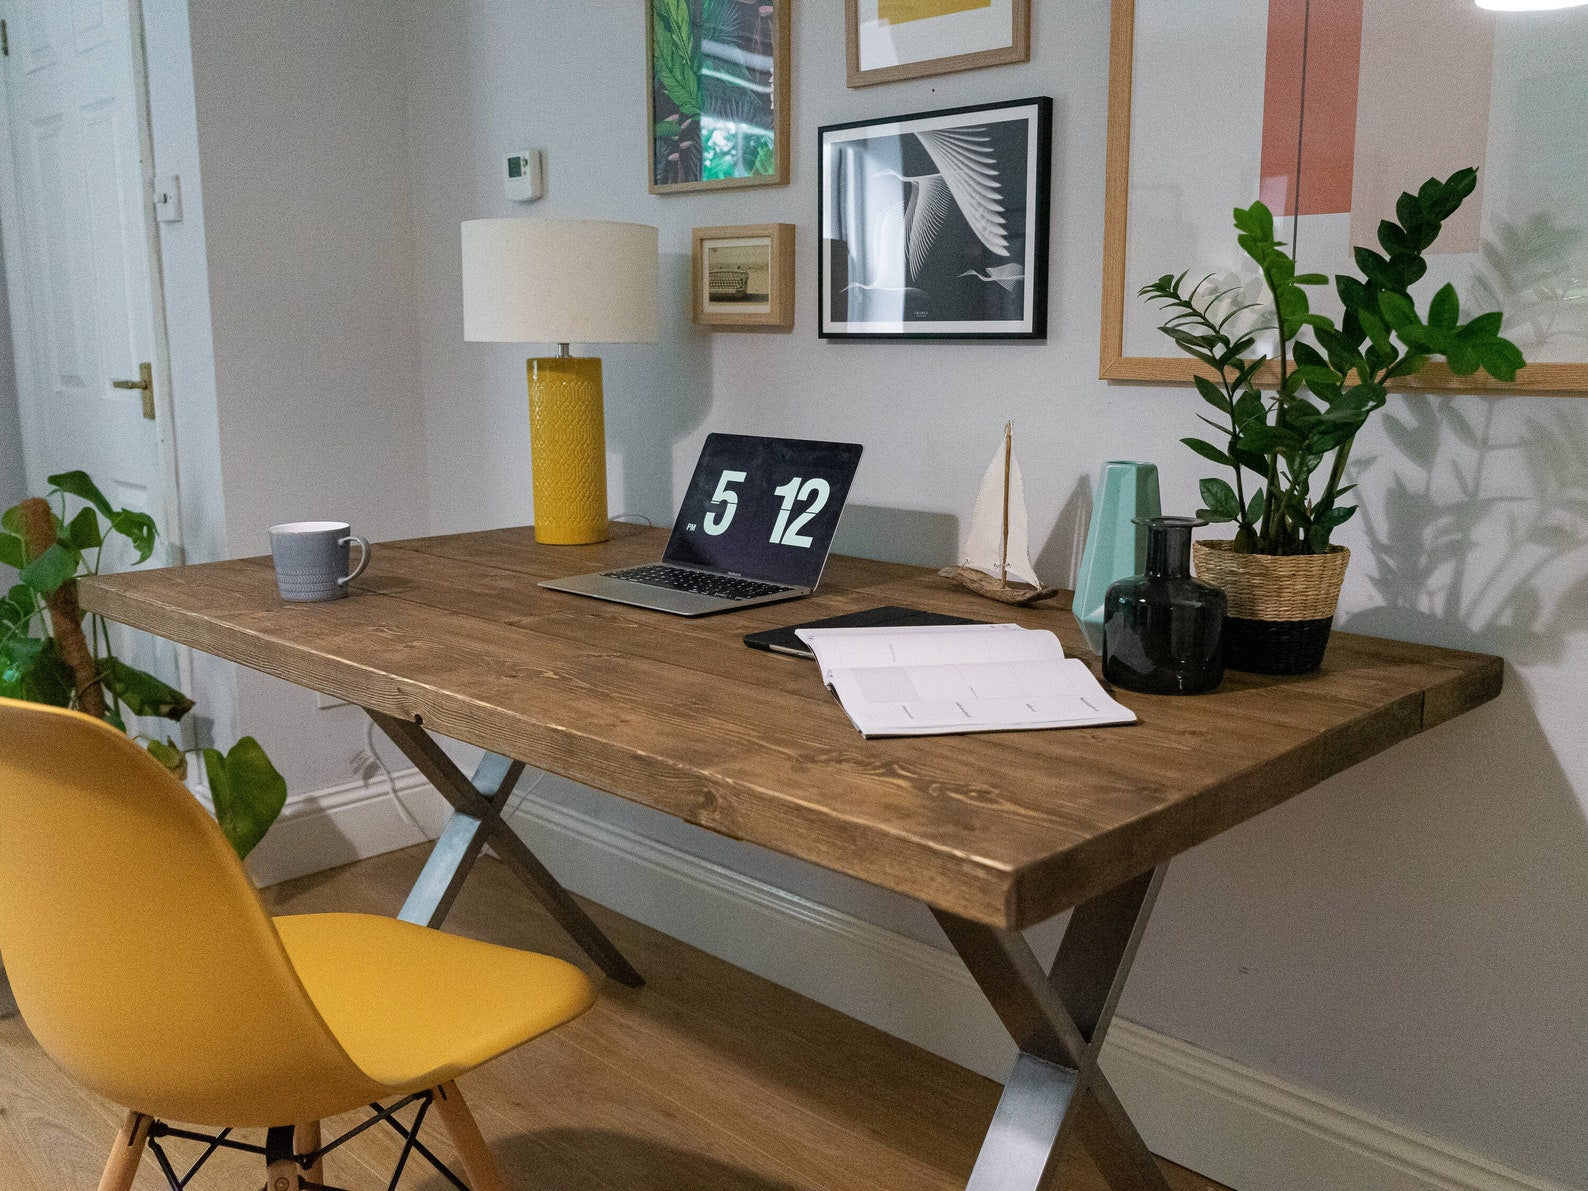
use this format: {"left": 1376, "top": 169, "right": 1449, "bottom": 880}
{"left": 527, "top": 356, "right": 608, "bottom": 544}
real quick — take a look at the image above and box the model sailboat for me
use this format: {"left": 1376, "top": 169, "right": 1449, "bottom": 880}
{"left": 939, "top": 423, "right": 1060, "bottom": 606}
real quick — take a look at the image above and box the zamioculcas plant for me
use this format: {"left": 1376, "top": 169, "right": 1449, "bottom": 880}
{"left": 1141, "top": 168, "right": 1525, "bottom": 556}
{"left": 0, "top": 470, "right": 287, "bottom": 858}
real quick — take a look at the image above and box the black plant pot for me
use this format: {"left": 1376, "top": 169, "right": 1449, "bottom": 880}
{"left": 1221, "top": 616, "right": 1335, "bottom": 675}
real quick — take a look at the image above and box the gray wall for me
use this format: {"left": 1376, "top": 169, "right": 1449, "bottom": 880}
{"left": 398, "top": 2, "right": 1588, "bottom": 1186}
{"left": 139, "top": 0, "right": 425, "bottom": 792}
{"left": 0, "top": 240, "right": 27, "bottom": 513}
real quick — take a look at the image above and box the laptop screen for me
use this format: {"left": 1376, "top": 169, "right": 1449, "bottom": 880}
{"left": 663, "top": 434, "right": 864, "bottom": 589}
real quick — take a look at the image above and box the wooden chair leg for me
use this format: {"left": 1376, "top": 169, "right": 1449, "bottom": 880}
{"left": 97, "top": 1111, "right": 152, "bottom": 1191}
{"left": 265, "top": 1152, "right": 303, "bottom": 1191}
{"left": 432, "top": 1081, "right": 511, "bottom": 1191}
{"left": 295, "top": 1120, "right": 323, "bottom": 1184}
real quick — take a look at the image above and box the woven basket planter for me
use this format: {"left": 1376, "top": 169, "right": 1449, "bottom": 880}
{"left": 1192, "top": 541, "right": 1350, "bottom": 674}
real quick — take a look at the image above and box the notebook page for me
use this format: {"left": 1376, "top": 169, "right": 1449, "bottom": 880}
{"left": 796, "top": 624, "right": 1136, "bottom": 738}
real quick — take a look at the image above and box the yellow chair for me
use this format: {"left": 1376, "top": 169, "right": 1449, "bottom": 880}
{"left": 0, "top": 697, "right": 598, "bottom": 1190}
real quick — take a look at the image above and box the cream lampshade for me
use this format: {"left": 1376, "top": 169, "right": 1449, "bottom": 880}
{"left": 461, "top": 219, "right": 659, "bottom": 544}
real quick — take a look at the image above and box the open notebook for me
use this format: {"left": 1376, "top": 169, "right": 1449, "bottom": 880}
{"left": 795, "top": 623, "right": 1137, "bottom": 739}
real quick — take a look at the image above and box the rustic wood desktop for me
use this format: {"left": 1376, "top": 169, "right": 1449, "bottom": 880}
{"left": 78, "top": 524, "right": 1502, "bottom": 1191}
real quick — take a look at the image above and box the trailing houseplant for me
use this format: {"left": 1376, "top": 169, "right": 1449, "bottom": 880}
{"left": 1140, "top": 168, "right": 1525, "bottom": 672}
{"left": 0, "top": 470, "right": 286, "bottom": 858}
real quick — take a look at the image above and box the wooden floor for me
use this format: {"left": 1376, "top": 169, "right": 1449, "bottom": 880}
{"left": 0, "top": 845, "right": 1229, "bottom": 1190}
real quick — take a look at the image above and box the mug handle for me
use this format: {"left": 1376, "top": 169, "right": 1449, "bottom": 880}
{"left": 337, "top": 536, "right": 371, "bottom": 587}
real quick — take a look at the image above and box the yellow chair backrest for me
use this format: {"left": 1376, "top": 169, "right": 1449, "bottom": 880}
{"left": 0, "top": 697, "right": 381, "bottom": 1126}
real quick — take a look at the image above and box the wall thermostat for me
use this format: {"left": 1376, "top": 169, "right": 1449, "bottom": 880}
{"left": 504, "top": 149, "right": 545, "bottom": 202}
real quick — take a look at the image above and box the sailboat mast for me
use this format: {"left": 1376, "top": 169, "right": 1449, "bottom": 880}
{"left": 1000, "top": 422, "right": 1011, "bottom": 586}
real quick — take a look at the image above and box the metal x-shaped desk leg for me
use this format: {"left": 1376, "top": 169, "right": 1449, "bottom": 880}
{"left": 368, "top": 710, "right": 644, "bottom": 988}
{"left": 933, "top": 865, "right": 1169, "bottom": 1191}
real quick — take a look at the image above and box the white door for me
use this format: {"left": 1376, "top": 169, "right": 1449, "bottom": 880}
{"left": 0, "top": 0, "right": 181, "bottom": 714}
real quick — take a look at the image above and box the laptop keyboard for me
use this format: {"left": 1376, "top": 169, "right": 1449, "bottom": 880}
{"left": 605, "top": 565, "right": 793, "bottom": 602}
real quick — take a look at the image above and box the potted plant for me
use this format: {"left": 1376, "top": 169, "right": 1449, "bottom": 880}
{"left": 0, "top": 470, "right": 287, "bottom": 858}
{"left": 1141, "top": 169, "right": 1525, "bottom": 673}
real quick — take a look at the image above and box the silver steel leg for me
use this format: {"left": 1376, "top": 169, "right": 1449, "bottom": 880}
{"left": 933, "top": 865, "right": 1169, "bottom": 1191}
{"left": 369, "top": 709, "right": 644, "bottom": 987}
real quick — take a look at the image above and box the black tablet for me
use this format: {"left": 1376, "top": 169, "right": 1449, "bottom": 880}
{"left": 744, "top": 605, "right": 983, "bottom": 659}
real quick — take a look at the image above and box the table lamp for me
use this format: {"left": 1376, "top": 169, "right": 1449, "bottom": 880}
{"left": 461, "top": 218, "right": 659, "bottom": 544}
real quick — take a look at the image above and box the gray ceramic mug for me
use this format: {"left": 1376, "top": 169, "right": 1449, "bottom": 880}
{"left": 269, "top": 521, "right": 371, "bottom": 602}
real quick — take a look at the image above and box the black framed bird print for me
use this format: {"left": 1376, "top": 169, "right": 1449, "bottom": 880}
{"left": 818, "top": 97, "right": 1051, "bottom": 340}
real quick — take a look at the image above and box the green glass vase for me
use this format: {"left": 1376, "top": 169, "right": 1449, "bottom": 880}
{"left": 1072, "top": 461, "right": 1161, "bottom": 654}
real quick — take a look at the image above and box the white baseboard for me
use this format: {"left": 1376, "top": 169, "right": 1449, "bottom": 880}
{"left": 245, "top": 768, "right": 450, "bottom": 888}
{"left": 256, "top": 771, "right": 1571, "bottom": 1191}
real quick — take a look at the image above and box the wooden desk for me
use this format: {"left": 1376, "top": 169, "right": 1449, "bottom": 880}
{"left": 80, "top": 524, "right": 1501, "bottom": 1191}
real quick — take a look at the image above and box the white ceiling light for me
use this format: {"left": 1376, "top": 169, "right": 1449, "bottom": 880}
{"left": 1476, "top": 0, "right": 1588, "bottom": 10}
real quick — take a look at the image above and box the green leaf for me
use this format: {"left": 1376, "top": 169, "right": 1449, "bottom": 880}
{"left": 145, "top": 737, "right": 188, "bottom": 781}
{"left": 1479, "top": 337, "right": 1526, "bottom": 382}
{"left": 100, "top": 657, "right": 194, "bottom": 721}
{"left": 6, "top": 584, "right": 36, "bottom": 623}
{"left": 108, "top": 510, "right": 158, "bottom": 564}
{"left": 66, "top": 506, "right": 102, "bottom": 551}
{"left": 204, "top": 736, "right": 288, "bottom": 859}
{"left": 0, "top": 635, "right": 74, "bottom": 707}
{"left": 1358, "top": 308, "right": 1391, "bottom": 354}
{"left": 1315, "top": 506, "right": 1356, "bottom": 531}
{"left": 0, "top": 506, "right": 24, "bottom": 538}
{"left": 18, "top": 541, "right": 81, "bottom": 597}
{"left": 1199, "top": 477, "right": 1242, "bottom": 520}
{"left": 1336, "top": 275, "right": 1372, "bottom": 316}
{"left": 1461, "top": 310, "right": 1504, "bottom": 341}
{"left": 1377, "top": 220, "right": 1414, "bottom": 258}
{"left": 46, "top": 470, "right": 114, "bottom": 517}
{"left": 1182, "top": 437, "right": 1236, "bottom": 468}
{"left": 1428, "top": 283, "right": 1460, "bottom": 330}
{"left": 1378, "top": 290, "right": 1418, "bottom": 331}
{"left": 1246, "top": 488, "right": 1266, "bottom": 525}
{"left": 1193, "top": 375, "right": 1233, "bottom": 414}
{"left": 0, "top": 533, "right": 22, "bottom": 570}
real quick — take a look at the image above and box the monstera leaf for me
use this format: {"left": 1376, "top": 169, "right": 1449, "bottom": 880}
{"left": 203, "top": 737, "right": 288, "bottom": 859}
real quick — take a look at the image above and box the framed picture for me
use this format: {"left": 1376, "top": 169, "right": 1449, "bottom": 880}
{"left": 1101, "top": 0, "right": 1588, "bottom": 395}
{"left": 846, "top": 0, "right": 1031, "bottom": 88}
{"left": 692, "top": 224, "right": 796, "bottom": 331}
{"left": 819, "top": 97, "right": 1051, "bottom": 340}
{"left": 647, "top": 0, "right": 791, "bottom": 195}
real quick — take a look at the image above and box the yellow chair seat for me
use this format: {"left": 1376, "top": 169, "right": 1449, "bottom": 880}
{"left": 275, "top": 913, "right": 596, "bottom": 1091}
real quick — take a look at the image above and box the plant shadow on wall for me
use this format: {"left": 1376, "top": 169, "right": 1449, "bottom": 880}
{"left": 1469, "top": 212, "right": 1588, "bottom": 364}
{"left": 604, "top": 252, "right": 712, "bottom": 522}
{"left": 1342, "top": 394, "right": 1588, "bottom": 666}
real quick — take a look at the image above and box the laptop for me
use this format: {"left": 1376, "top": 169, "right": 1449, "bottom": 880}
{"left": 540, "top": 433, "right": 864, "bottom": 616}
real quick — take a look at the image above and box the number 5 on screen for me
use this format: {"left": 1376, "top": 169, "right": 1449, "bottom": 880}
{"left": 770, "top": 477, "right": 831, "bottom": 548}
{"left": 703, "top": 470, "right": 746, "bottom": 535}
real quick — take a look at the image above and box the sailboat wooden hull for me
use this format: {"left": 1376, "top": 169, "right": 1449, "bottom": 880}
{"left": 938, "top": 565, "right": 1061, "bottom": 605}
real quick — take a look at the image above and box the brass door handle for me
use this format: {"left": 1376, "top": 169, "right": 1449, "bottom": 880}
{"left": 111, "top": 362, "right": 155, "bottom": 420}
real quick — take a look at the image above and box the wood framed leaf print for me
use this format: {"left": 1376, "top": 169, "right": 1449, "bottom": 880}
{"left": 648, "top": 0, "right": 792, "bottom": 194}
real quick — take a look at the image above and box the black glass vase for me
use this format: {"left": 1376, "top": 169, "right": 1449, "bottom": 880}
{"left": 1102, "top": 517, "right": 1226, "bottom": 695}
